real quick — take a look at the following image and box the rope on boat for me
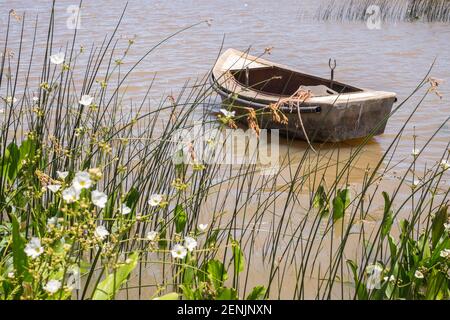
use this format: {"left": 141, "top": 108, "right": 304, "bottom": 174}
{"left": 222, "top": 71, "right": 317, "bottom": 152}
{"left": 271, "top": 88, "right": 317, "bottom": 153}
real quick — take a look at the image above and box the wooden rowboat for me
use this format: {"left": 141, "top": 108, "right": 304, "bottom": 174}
{"left": 211, "top": 48, "right": 397, "bottom": 142}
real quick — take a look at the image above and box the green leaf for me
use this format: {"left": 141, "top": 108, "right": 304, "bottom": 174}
{"left": 381, "top": 213, "right": 394, "bottom": 239}
{"left": 385, "top": 281, "right": 395, "bottom": 300}
{"left": 92, "top": 252, "right": 139, "bottom": 300}
{"left": 153, "top": 292, "right": 179, "bottom": 300}
{"left": 124, "top": 187, "right": 139, "bottom": 209}
{"left": 19, "top": 138, "right": 35, "bottom": 163}
{"left": 205, "top": 259, "right": 227, "bottom": 289}
{"left": 217, "top": 288, "right": 237, "bottom": 300}
{"left": 399, "top": 219, "right": 409, "bottom": 238}
{"left": 179, "top": 284, "right": 194, "bottom": 300}
{"left": 333, "top": 188, "right": 350, "bottom": 222}
{"left": 431, "top": 206, "right": 448, "bottom": 249}
{"left": 387, "top": 235, "right": 397, "bottom": 262}
{"left": 246, "top": 285, "right": 266, "bottom": 300}
{"left": 205, "top": 229, "right": 219, "bottom": 247}
{"left": 313, "top": 185, "right": 329, "bottom": 217}
{"left": 381, "top": 192, "right": 394, "bottom": 239}
{"left": 232, "top": 240, "right": 245, "bottom": 274}
{"left": 431, "top": 237, "right": 450, "bottom": 261}
{"left": 11, "top": 214, "right": 29, "bottom": 282}
{"left": 183, "top": 260, "right": 195, "bottom": 285}
{"left": 425, "top": 270, "right": 446, "bottom": 300}
{"left": 158, "top": 226, "right": 167, "bottom": 249}
{"left": 418, "top": 234, "right": 431, "bottom": 259}
{"left": 175, "top": 204, "right": 187, "bottom": 233}
{"left": 332, "top": 196, "right": 344, "bottom": 222}
{"left": 346, "top": 260, "right": 368, "bottom": 300}
{"left": 346, "top": 260, "right": 359, "bottom": 284}
{"left": 340, "top": 188, "right": 351, "bottom": 208}
{"left": 3, "top": 142, "right": 20, "bottom": 182}
{"left": 313, "top": 185, "right": 326, "bottom": 208}
{"left": 103, "top": 190, "right": 117, "bottom": 220}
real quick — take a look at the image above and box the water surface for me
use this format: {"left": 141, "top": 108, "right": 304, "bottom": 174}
{"left": 1, "top": 0, "right": 449, "bottom": 298}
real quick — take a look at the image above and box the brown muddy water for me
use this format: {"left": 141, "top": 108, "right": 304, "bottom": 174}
{"left": 1, "top": 0, "right": 449, "bottom": 299}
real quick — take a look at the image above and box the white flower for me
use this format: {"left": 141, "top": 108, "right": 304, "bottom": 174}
{"left": 411, "top": 178, "right": 420, "bottom": 188}
{"left": 366, "top": 264, "right": 383, "bottom": 273}
{"left": 220, "top": 108, "right": 235, "bottom": 118}
{"left": 120, "top": 204, "right": 131, "bottom": 215}
{"left": 5, "top": 96, "right": 17, "bottom": 104}
{"left": 62, "top": 185, "right": 80, "bottom": 203}
{"left": 146, "top": 231, "right": 158, "bottom": 241}
{"left": 72, "top": 171, "right": 93, "bottom": 191}
{"left": 184, "top": 236, "right": 197, "bottom": 252}
{"left": 43, "top": 279, "right": 62, "bottom": 294}
{"left": 56, "top": 171, "right": 69, "bottom": 179}
{"left": 47, "top": 184, "right": 61, "bottom": 193}
{"left": 24, "top": 237, "right": 44, "bottom": 259}
{"left": 148, "top": 194, "right": 163, "bottom": 207}
{"left": 440, "top": 249, "right": 450, "bottom": 258}
{"left": 79, "top": 94, "right": 93, "bottom": 106}
{"left": 411, "top": 148, "right": 420, "bottom": 157}
{"left": 94, "top": 225, "right": 109, "bottom": 240}
{"left": 50, "top": 52, "right": 65, "bottom": 65}
{"left": 383, "top": 275, "right": 396, "bottom": 283}
{"left": 171, "top": 244, "right": 187, "bottom": 259}
{"left": 440, "top": 160, "right": 450, "bottom": 170}
{"left": 7, "top": 272, "right": 15, "bottom": 279}
{"left": 444, "top": 223, "right": 450, "bottom": 232}
{"left": 91, "top": 190, "right": 107, "bottom": 208}
{"left": 414, "top": 270, "right": 424, "bottom": 279}
{"left": 198, "top": 224, "right": 208, "bottom": 232}
{"left": 66, "top": 266, "right": 80, "bottom": 290}
{"left": 366, "top": 264, "right": 383, "bottom": 290}
{"left": 32, "top": 96, "right": 39, "bottom": 102}
{"left": 47, "top": 217, "right": 58, "bottom": 228}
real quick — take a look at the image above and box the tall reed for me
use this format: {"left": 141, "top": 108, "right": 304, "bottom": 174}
{"left": 0, "top": 1, "right": 449, "bottom": 300}
{"left": 316, "top": 0, "right": 450, "bottom": 22}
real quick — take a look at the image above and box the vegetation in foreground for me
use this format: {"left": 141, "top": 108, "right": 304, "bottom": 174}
{"left": 0, "top": 3, "right": 449, "bottom": 300}
{"left": 317, "top": 0, "right": 450, "bottom": 23}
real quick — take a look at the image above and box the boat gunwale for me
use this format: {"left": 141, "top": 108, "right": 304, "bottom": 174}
{"left": 212, "top": 48, "right": 397, "bottom": 107}
{"left": 228, "top": 65, "right": 363, "bottom": 98}
{"left": 210, "top": 78, "right": 322, "bottom": 113}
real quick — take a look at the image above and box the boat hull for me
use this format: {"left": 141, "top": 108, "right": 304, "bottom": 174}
{"left": 216, "top": 88, "right": 395, "bottom": 142}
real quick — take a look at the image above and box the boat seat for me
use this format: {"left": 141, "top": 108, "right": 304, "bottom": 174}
{"left": 297, "top": 85, "right": 338, "bottom": 97}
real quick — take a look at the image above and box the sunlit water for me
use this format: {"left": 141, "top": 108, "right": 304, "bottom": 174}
{"left": 2, "top": 0, "right": 449, "bottom": 163}
{"left": 1, "top": 0, "right": 449, "bottom": 299}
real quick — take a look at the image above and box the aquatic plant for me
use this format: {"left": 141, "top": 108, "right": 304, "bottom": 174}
{"left": 0, "top": 1, "right": 449, "bottom": 300}
{"left": 316, "top": 0, "right": 450, "bottom": 23}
